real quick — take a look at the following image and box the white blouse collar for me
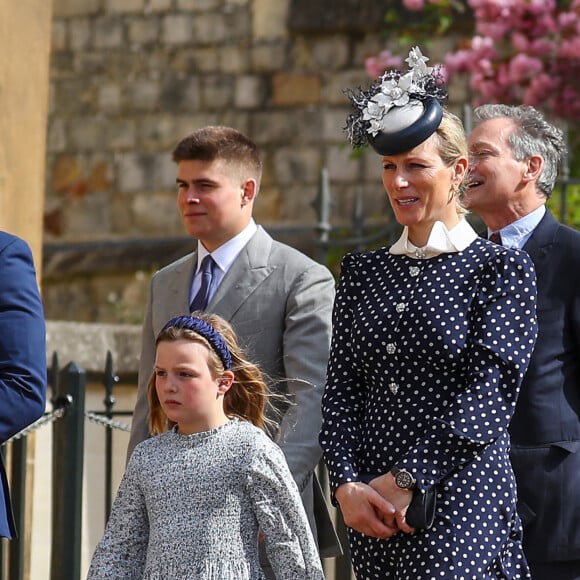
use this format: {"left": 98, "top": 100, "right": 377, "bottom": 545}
{"left": 389, "top": 219, "right": 478, "bottom": 259}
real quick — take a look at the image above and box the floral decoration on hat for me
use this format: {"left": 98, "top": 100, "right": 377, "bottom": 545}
{"left": 345, "top": 47, "right": 448, "bottom": 155}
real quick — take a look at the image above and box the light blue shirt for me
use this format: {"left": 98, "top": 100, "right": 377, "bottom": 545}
{"left": 488, "top": 205, "right": 546, "bottom": 250}
{"left": 190, "top": 219, "right": 258, "bottom": 305}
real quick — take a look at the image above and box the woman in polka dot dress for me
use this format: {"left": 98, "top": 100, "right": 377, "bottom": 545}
{"left": 320, "top": 48, "right": 538, "bottom": 579}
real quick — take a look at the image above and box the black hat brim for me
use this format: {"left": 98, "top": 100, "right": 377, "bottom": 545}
{"left": 368, "top": 98, "right": 443, "bottom": 156}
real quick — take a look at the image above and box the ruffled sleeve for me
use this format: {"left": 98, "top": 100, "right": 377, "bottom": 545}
{"left": 87, "top": 447, "right": 149, "bottom": 579}
{"left": 397, "top": 247, "right": 538, "bottom": 488}
{"left": 246, "top": 436, "right": 325, "bottom": 580}
{"left": 320, "top": 252, "right": 367, "bottom": 493}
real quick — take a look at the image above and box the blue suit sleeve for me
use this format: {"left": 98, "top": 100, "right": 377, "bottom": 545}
{"left": 0, "top": 235, "right": 47, "bottom": 442}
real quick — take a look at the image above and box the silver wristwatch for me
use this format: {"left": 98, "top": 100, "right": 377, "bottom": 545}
{"left": 390, "top": 466, "right": 416, "bottom": 490}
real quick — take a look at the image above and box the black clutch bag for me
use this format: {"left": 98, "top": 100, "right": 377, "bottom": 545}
{"left": 359, "top": 473, "right": 436, "bottom": 529}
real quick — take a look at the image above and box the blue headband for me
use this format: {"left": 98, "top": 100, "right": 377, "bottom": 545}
{"left": 158, "top": 315, "right": 233, "bottom": 370}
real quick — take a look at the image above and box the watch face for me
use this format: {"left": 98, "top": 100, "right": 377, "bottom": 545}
{"left": 395, "top": 470, "right": 415, "bottom": 489}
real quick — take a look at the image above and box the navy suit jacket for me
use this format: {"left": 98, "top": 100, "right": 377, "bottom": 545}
{"left": 508, "top": 211, "right": 580, "bottom": 562}
{"left": 0, "top": 232, "right": 47, "bottom": 538}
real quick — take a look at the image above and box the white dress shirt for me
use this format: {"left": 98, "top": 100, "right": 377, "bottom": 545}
{"left": 190, "top": 219, "right": 258, "bottom": 305}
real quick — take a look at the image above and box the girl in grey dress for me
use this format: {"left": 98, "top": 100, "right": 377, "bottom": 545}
{"left": 88, "top": 313, "right": 324, "bottom": 580}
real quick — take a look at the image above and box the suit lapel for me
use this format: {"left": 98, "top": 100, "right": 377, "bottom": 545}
{"left": 159, "top": 252, "right": 197, "bottom": 323}
{"left": 523, "top": 210, "right": 558, "bottom": 277}
{"left": 209, "top": 227, "right": 275, "bottom": 320}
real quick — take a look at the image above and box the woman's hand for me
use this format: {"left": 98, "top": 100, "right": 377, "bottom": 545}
{"left": 335, "top": 482, "right": 398, "bottom": 539}
{"left": 368, "top": 474, "right": 416, "bottom": 535}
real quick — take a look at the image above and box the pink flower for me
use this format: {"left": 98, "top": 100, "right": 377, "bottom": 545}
{"left": 470, "top": 73, "right": 508, "bottom": 102}
{"left": 471, "top": 35, "right": 496, "bottom": 54}
{"left": 528, "top": 38, "right": 557, "bottom": 57}
{"left": 364, "top": 0, "right": 580, "bottom": 124}
{"left": 558, "top": 11, "right": 578, "bottom": 31}
{"left": 496, "top": 63, "right": 511, "bottom": 88}
{"left": 558, "top": 37, "right": 580, "bottom": 59}
{"left": 552, "top": 85, "right": 580, "bottom": 120}
{"left": 403, "top": 0, "right": 426, "bottom": 11}
{"left": 508, "top": 53, "right": 544, "bottom": 83}
{"left": 524, "top": 73, "right": 558, "bottom": 108}
{"left": 444, "top": 50, "right": 472, "bottom": 75}
{"left": 511, "top": 32, "right": 530, "bottom": 52}
{"left": 365, "top": 51, "right": 403, "bottom": 78}
{"left": 477, "top": 21, "right": 511, "bottom": 39}
{"left": 435, "top": 64, "right": 449, "bottom": 82}
{"left": 512, "top": 0, "right": 557, "bottom": 38}
{"left": 478, "top": 57, "right": 495, "bottom": 77}
{"left": 469, "top": 0, "right": 514, "bottom": 26}
{"left": 512, "top": 33, "right": 554, "bottom": 58}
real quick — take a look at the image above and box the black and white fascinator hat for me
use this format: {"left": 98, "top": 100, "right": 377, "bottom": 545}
{"left": 345, "top": 47, "right": 447, "bottom": 156}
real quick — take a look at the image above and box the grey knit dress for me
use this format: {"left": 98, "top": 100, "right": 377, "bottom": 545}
{"left": 88, "top": 419, "right": 324, "bottom": 579}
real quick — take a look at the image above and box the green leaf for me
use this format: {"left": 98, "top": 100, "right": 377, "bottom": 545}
{"left": 384, "top": 9, "right": 399, "bottom": 24}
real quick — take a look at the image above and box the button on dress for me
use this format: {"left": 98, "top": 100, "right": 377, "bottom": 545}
{"left": 320, "top": 237, "right": 538, "bottom": 578}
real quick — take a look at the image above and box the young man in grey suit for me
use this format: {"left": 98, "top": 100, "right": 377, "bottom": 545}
{"left": 463, "top": 104, "right": 580, "bottom": 579}
{"left": 127, "top": 126, "right": 340, "bottom": 570}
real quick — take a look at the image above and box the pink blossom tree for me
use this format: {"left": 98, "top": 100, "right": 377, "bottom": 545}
{"left": 368, "top": 0, "right": 580, "bottom": 126}
{"left": 366, "top": 0, "right": 580, "bottom": 226}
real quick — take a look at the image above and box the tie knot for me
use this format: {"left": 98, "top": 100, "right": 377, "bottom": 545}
{"left": 489, "top": 231, "right": 502, "bottom": 245}
{"left": 200, "top": 255, "right": 215, "bottom": 275}
{"left": 190, "top": 255, "right": 216, "bottom": 313}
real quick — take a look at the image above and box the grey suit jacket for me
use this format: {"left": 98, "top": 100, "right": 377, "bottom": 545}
{"left": 127, "top": 226, "right": 340, "bottom": 555}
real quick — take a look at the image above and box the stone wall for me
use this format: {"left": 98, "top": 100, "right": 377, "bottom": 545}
{"left": 0, "top": 1, "right": 51, "bottom": 265}
{"left": 45, "top": 0, "right": 465, "bottom": 323}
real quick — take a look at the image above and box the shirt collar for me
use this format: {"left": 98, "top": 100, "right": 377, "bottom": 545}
{"left": 196, "top": 219, "right": 258, "bottom": 273}
{"left": 488, "top": 205, "right": 545, "bottom": 249}
{"left": 390, "top": 219, "right": 479, "bottom": 259}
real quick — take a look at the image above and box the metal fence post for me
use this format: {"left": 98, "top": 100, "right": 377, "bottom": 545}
{"left": 7, "top": 437, "right": 28, "bottom": 580}
{"left": 314, "top": 167, "right": 332, "bottom": 265}
{"left": 102, "top": 351, "right": 118, "bottom": 521}
{"left": 50, "top": 362, "right": 86, "bottom": 580}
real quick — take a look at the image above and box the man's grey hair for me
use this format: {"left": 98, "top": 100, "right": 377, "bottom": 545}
{"left": 473, "top": 104, "right": 567, "bottom": 198}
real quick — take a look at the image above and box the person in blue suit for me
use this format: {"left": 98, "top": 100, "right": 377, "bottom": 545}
{"left": 0, "top": 231, "right": 47, "bottom": 538}
{"left": 464, "top": 104, "right": 580, "bottom": 579}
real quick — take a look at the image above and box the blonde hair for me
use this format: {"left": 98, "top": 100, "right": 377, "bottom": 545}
{"left": 148, "top": 312, "right": 273, "bottom": 435}
{"left": 432, "top": 109, "right": 469, "bottom": 216}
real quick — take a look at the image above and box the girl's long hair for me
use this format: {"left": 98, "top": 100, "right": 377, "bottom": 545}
{"left": 148, "top": 312, "right": 276, "bottom": 435}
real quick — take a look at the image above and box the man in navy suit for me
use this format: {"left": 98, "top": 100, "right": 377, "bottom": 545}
{"left": 463, "top": 104, "right": 580, "bottom": 579}
{"left": 0, "top": 231, "right": 47, "bottom": 538}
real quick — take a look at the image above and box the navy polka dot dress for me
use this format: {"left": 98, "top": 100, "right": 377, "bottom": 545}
{"left": 320, "top": 237, "right": 538, "bottom": 579}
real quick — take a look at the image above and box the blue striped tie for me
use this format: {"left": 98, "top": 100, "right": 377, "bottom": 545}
{"left": 189, "top": 255, "right": 215, "bottom": 312}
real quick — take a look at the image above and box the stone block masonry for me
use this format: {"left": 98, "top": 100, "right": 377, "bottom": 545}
{"left": 45, "top": 0, "right": 465, "bottom": 323}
